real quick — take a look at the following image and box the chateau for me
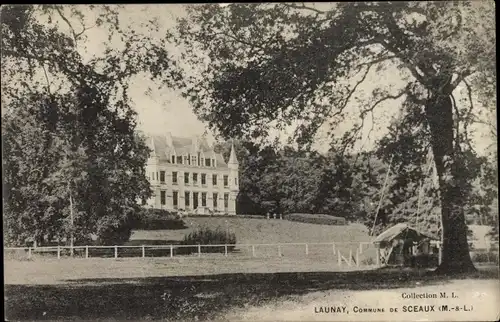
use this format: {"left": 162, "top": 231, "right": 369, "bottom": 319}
{"left": 143, "top": 133, "right": 239, "bottom": 215}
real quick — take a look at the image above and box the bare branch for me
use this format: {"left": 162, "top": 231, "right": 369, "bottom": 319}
{"left": 54, "top": 6, "right": 80, "bottom": 45}
{"left": 362, "top": 86, "right": 409, "bottom": 118}
{"left": 282, "top": 3, "right": 328, "bottom": 15}
{"left": 41, "top": 64, "right": 52, "bottom": 95}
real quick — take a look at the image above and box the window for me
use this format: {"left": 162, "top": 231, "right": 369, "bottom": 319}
{"left": 201, "top": 157, "right": 204, "bottom": 167}
{"left": 197, "top": 152, "right": 201, "bottom": 166}
{"left": 213, "top": 193, "right": 218, "bottom": 208}
{"left": 201, "top": 192, "right": 207, "bottom": 207}
{"left": 223, "top": 175, "right": 229, "bottom": 187}
{"left": 193, "top": 173, "right": 198, "bottom": 184}
{"left": 224, "top": 193, "right": 229, "bottom": 208}
{"left": 160, "top": 171, "right": 165, "bottom": 183}
{"left": 151, "top": 172, "right": 154, "bottom": 181}
{"left": 173, "top": 191, "right": 178, "bottom": 208}
{"left": 212, "top": 174, "right": 217, "bottom": 186}
{"left": 184, "top": 172, "right": 189, "bottom": 184}
{"left": 184, "top": 156, "right": 189, "bottom": 165}
{"left": 156, "top": 172, "right": 159, "bottom": 180}
{"left": 201, "top": 174, "right": 206, "bottom": 185}
{"left": 188, "top": 154, "right": 191, "bottom": 165}
{"left": 212, "top": 159, "right": 215, "bottom": 167}
{"left": 205, "top": 158, "right": 211, "bottom": 167}
{"left": 160, "top": 190, "right": 166, "bottom": 205}
{"left": 171, "top": 155, "right": 175, "bottom": 164}
{"left": 172, "top": 171, "right": 177, "bottom": 184}
{"left": 235, "top": 178, "right": 237, "bottom": 185}
{"left": 193, "top": 156, "right": 197, "bottom": 165}
{"left": 177, "top": 156, "right": 183, "bottom": 164}
{"left": 193, "top": 192, "right": 199, "bottom": 209}
{"left": 185, "top": 191, "right": 190, "bottom": 207}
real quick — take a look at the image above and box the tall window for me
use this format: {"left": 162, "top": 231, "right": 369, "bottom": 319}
{"left": 201, "top": 157, "right": 204, "bottom": 167}
{"left": 224, "top": 193, "right": 229, "bottom": 208}
{"left": 188, "top": 154, "right": 191, "bottom": 165}
{"left": 151, "top": 172, "right": 155, "bottom": 181}
{"left": 213, "top": 193, "right": 218, "bottom": 208}
{"left": 172, "top": 171, "right": 177, "bottom": 184}
{"left": 184, "top": 155, "right": 189, "bottom": 165}
{"left": 173, "top": 191, "right": 178, "bottom": 208}
{"left": 197, "top": 152, "right": 201, "bottom": 166}
{"left": 160, "top": 190, "right": 166, "bottom": 205}
{"left": 193, "top": 173, "right": 198, "bottom": 185}
{"left": 185, "top": 191, "right": 190, "bottom": 207}
{"left": 192, "top": 156, "right": 196, "bottom": 165}
{"left": 223, "top": 175, "right": 229, "bottom": 187}
{"left": 156, "top": 172, "right": 159, "bottom": 180}
{"left": 171, "top": 155, "right": 175, "bottom": 164}
{"left": 205, "top": 158, "right": 211, "bottom": 167}
{"left": 212, "top": 159, "right": 215, "bottom": 167}
{"left": 201, "top": 173, "right": 206, "bottom": 185}
{"left": 177, "top": 156, "right": 183, "bottom": 164}
{"left": 184, "top": 172, "right": 189, "bottom": 184}
{"left": 201, "top": 192, "right": 207, "bottom": 207}
{"left": 212, "top": 174, "right": 217, "bottom": 186}
{"left": 160, "top": 171, "right": 165, "bottom": 183}
{"left": 193, "top": 192, "right": 199, "bottom": 209}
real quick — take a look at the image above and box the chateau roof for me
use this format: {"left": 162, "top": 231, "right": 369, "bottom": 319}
{"left": 147, "top": 133, "right": 228, "bottom": 168}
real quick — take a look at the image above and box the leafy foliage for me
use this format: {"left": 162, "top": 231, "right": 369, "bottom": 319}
{"left": 2, "top": 5, "right": 180, "bottom": 246}
{"left": 179, "top": 226, "right": 236, "bottom": 254}
{"left": 175, "top": 2, "right": 496, "bottom": 272}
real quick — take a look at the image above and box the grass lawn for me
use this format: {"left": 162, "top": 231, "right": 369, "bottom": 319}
{"left": 129, "top": 217, "right": 370, "bottom": 245}
{"left": 4, "top": 257, "right": 499, "bottom": 321}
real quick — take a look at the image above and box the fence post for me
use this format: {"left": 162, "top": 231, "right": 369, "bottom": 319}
{"left": 28, "top": 247, "right": 32, "bottom": 259}
{"left": 305, "top": 243, "right": 309, "bottom": 256}
{"left": 57, "top": 245, "right": 61, "bottom": 259}
{"left": 198, "top": 244, "right": 201, "bottom": 257}
{"left": 85, "top": 245, "right": 89, "bottom": 259}
{"left": 278, "top": 245, "right": 282, "bottom": 257}
{"left": 114, "top": 246, "right": 118, "bottom": 259}
{"left": 356, "top": 249, "right": 360, "bottom": 267}
{"left": 376, "top": 245, "right": 380, "bottom": 266}
{"left": 252, "top": 245, "right": 256, "bottom": 257}
{"left": 332, "top": 242, "right": 336, "bottom": 255}
{"left": 349, "top": 249, "right": 352, "bottom": 266}
{"left": 337, "top": 250, "right": 341, "bottom": 266}
{"left": 170, "top": 245, "right": 173, "bottom": 258}
{"left": 142, "top": 246, "right": 145, "bottom": 258}
{"left": 224, "top": 244, "right": 228, "bottom": 256}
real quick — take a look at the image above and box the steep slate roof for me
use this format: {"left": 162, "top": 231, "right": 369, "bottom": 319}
{"left": 146, "top": 134, "right": 228, "bottom": 168}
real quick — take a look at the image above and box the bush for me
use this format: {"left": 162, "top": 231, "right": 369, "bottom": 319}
{"left": 471, "top": 251, "right": 499, "bottom": 264}
{"left": 177, "top": 226, "right": 236, "bottom": 255}
{"left": 285, "top": 213, "right": 347, "bottom": 226}
{"left": 134, "top": 208, "right": 187, "bottom": 230}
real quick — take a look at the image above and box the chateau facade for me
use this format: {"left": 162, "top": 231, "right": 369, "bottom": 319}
{"left": 143, "top": 133, "right": 239, "bottom": 215}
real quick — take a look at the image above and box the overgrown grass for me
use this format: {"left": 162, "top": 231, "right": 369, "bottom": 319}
{"left": 178, "top": 226, "right": 237, "bottom": 255}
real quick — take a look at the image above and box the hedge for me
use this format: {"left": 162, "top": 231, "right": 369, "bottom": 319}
{"left": 134, "top": 208, "right": 187, "bottom": 230}
{"left": 285, "top": 213, "right": 347, "bottom": 226}
{"left": 177, "top": 226, "right": 236, "bottom": 255}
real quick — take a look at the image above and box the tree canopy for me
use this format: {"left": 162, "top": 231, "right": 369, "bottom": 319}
{"left": 174, "top": 1, "right": 496, "bottom": 274}
{"left": 2, "top": 5, "right": 181, "bottom": 246}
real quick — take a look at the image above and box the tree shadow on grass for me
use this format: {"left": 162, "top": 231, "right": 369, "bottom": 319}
{"left": 5, "top": 266, "right": 498, "bottom": 321}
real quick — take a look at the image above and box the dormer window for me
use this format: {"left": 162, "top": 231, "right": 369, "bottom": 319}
{"left": 205, "top": 158, "right": 211, "bottom": 167}
{"left": 176, "top": 156, "right": 183, "bottom": 164}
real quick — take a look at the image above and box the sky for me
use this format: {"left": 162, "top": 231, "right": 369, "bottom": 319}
{"left": 43, "top": 4, "right": 496, "bottom": 156}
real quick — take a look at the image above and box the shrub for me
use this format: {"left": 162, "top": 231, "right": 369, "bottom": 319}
{"left": 134, "top": 208, "right": 187, "bottom": 230}
{"left": 177, "top": 226, "right": 236, "bottom": 255}
{"left": 471, "top": 251, "right": 499, "bottom": 264}
{"left": 285, "top": 213, "right": 347, "bottom": 226}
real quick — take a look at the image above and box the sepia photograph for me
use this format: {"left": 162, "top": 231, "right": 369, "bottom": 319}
{"left": 2, "top": 2, "right": 499, "bottom": 321}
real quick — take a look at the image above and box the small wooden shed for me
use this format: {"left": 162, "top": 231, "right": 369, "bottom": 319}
{"left": 373, "top": 223, "right": 438, "bottom": 267}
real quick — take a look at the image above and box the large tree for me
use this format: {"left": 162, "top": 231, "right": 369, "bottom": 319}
{"left": 174, "top": 2, "right": 496, "bottom": 273}
{"left": 2, "top": 5, "right": 180, "bottom": 245}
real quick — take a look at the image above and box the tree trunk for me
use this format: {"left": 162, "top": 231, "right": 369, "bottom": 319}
{"left": 425, "top": 93, "right": 476, "bottom": 275}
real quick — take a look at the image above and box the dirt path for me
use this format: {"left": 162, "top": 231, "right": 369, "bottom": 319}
{"left": 222, "top": 279, "right": 500, "bottom": 321}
